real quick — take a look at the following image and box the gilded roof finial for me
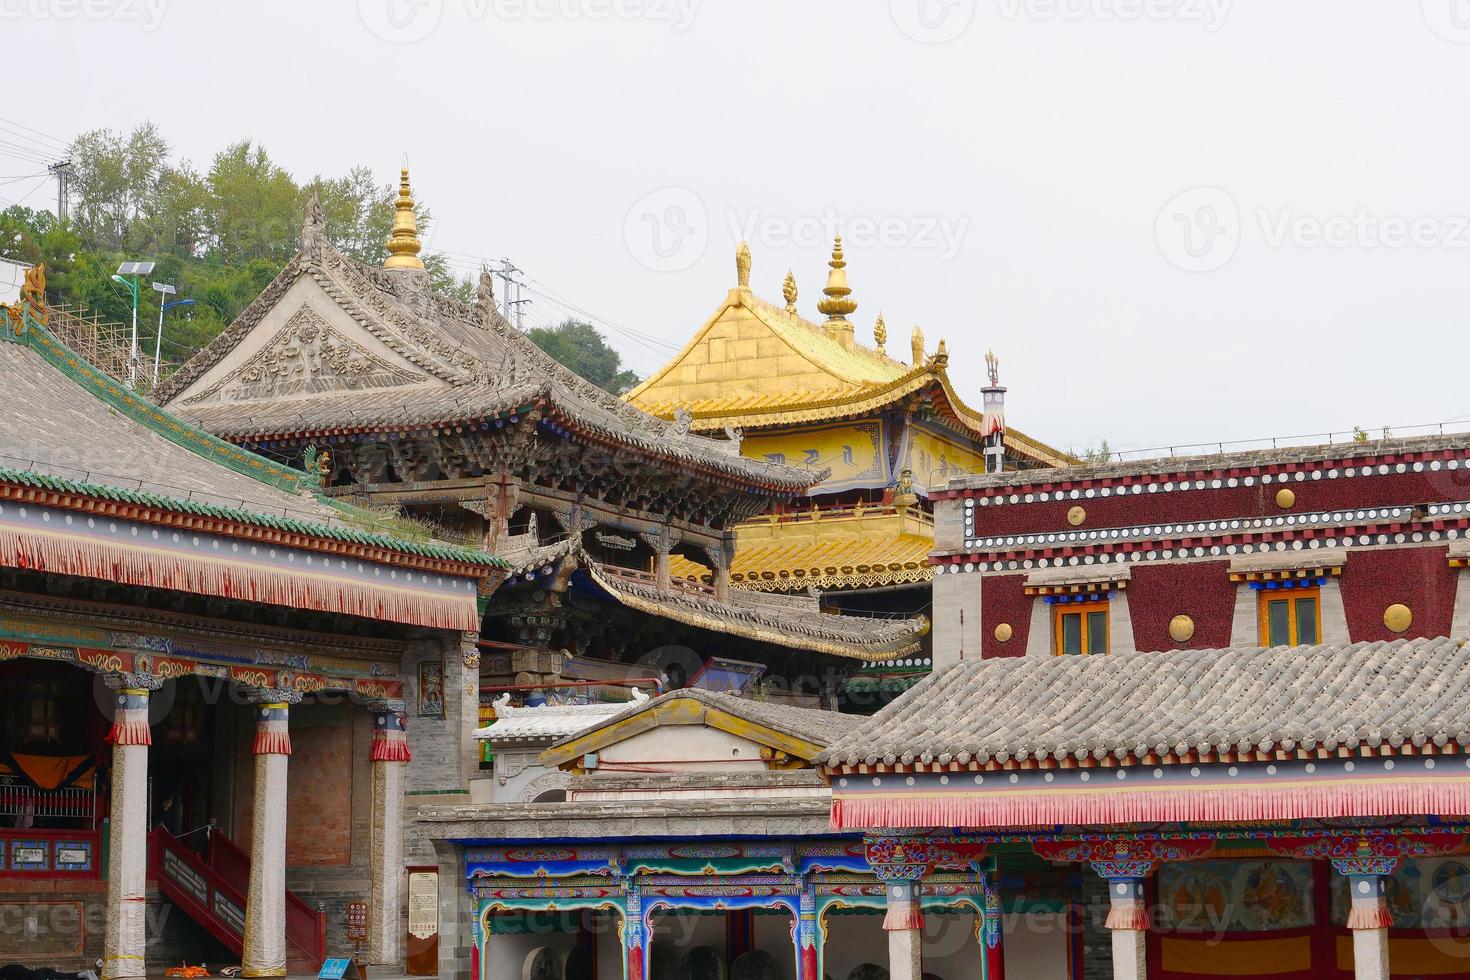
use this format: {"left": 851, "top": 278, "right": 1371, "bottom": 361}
{"left": 985, "top": 349, "right": 1000, "bottom": 386}
{"left": 783, "top": 270, "right": 798, "bottom": 314}
{"left": 816, "top": 236, "right": 857, "bottom": 321}
{"left": 934, "top": 338, "right": 950, "bottom": 368}
{"left": 736, "top": 241, "right": 752, "bottom": 289}
{"left": 874, "top": 312, "right": 887, "bottom": 353}
{"left": 911, "top": 324, "right": 925, "bottom": 366}
{"left": 384, "top": 164, "right": 425, "bottom": 271}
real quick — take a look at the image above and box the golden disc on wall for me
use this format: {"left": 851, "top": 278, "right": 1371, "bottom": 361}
{"left": 1169, "top": 615, "right": 1196, "bottom": 644}
{"left": 1275, "top": 488, "right": 1296, "bottom": 509}
{"left": 994, "top": 623, "right": 1014, "bottom": 643}
{"left": 1067, "top": 506, "right": 1086, "bottom": 526}
{"left": 1384, "top": 603, "right": 1413, "bottom": 634}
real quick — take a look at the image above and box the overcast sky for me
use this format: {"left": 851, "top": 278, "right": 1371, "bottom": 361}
{"left": 8, "top": 0, "right": 1470, "bottom": 458}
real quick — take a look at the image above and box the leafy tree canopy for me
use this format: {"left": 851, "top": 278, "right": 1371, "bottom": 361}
{"left": 525, "top": 319, "right": 641, "bottom": 395}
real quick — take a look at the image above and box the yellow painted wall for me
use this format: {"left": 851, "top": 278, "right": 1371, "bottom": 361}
{"left": 741, "top": 421, "right": 888, "bottom": 491}
{"left": 900, "top": 425, "right": 987, "bottom": 492}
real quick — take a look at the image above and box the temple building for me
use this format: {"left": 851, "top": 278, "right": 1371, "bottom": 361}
{"left": 624, "top": 241, "right": 1068, "bottom": 699}
{"left": 155, "top": 173, "right": 929, "bottom": 709}
{"left": 808, "top": 432, "right": 1470, "bottom": 980}
{"left": 0, "top": 270, "right": 499, "bottom": 976}
{"left": 421, "top": 687, "right": 1079, "bottom": 980}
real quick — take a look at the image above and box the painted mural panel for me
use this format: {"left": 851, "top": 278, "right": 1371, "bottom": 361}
{"left": 1331, "top": 857, "right": 1470, "bottom": 929}
{"left": 741, "top": 423, "right": 887, "bottom": 493}
{"left": 897, "top": 424, "right": 985, "bottom": 493}
{"left": 1158, "top": 860, "right": 1315, "bottom": 932}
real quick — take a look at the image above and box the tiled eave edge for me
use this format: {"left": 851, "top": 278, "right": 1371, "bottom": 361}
{"left": 821, "top": 738, "right": 1470, "bottom": 777}
{"left": 0, "top": 475, "right": 500, "bottom": 578}
{"left": 934, "top": 508, "right": 1469, "bottom": 567}
{"left": 943, "top": 442, "right": 1470, "bottom": 501}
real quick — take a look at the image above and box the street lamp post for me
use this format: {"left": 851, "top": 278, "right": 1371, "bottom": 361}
{"left": 111, "top": 261, "right": 155, "bottom": 389}
{"left": 150, "top": 282, "right": 194, "bottom": 390}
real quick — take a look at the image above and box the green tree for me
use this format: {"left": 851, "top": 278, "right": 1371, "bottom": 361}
{"left": 526, "top": 319, "right": 641, "bottom": 394}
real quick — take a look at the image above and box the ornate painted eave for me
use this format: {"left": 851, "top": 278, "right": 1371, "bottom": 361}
{"left": 582, "top": 554, "right": 927, "bottom": 661}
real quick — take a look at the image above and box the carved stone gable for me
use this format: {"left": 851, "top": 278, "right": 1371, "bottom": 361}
{"left": 184, "top": 306, "right": 423, "bottom": 404}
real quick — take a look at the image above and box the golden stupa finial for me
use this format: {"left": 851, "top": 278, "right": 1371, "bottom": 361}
{"left": 736, "top": 241, "right": 752, "bottom": 288}
{"left": 384, "top": 164, "right": 425, "bottom": 271}
{"left": 816, "top": 236, "right": 857, "bottom": 321}
{"left": 911, "top": 324, "right": 925, "bottom": 366}
{"left": 874, "top": 312, "right": 887, "bottom": 352}
{"left": 783, "top": 270, "right": 798, "bottom": 314}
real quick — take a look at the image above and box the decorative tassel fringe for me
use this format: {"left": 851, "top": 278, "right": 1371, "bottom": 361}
{"left": 370, "top": 737, "right": 412, "bottom": 762}
{"left": 831, "top": 782, "right": 1470, "bottom": 831}
{"left": 1346, "top": 906, "right": 1393, "bottom": 930}
{"left": 0, "top": 526, "right": 478, "bottom": 631}
{"left": 106, "top": 719, "right": 152, "bottom": 746}
{"left": 252, "top": 731, "right": 293, "bottom": 756}
{"left": 1105, "top": 905, "right": 1150, "bottom": 931}
{"left": 883, "top": 903, "right": 924, "bottom": 931}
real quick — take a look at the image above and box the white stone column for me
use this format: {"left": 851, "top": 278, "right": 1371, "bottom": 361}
{"left": 881, "top": 879, "right": 924, "bottom": 980}
{"left": 1094, "top": 866, "right": 1151, "bottom": 980}
{"left": 243, "top": 692, "right": 298, "bottom": 978}
{"left": 369, "top": 700, "right": 410, "bottom": 966}
{"left": 1334, "top": 860, "right": 1397, "bottom": 980}
{"left": 102, "top": 677, "right": 159, "bottom": 980}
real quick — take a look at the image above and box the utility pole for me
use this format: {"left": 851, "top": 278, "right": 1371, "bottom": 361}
{"left": 47, "top": 161, "right": 72, "bottom": 223}
{"left": 496, "top": 258, "right": 521, "bottom": 322}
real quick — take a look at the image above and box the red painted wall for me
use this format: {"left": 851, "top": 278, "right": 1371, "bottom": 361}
{"left": 1126, "top": 562, "right": 1236, "bottom": 652}
{"left": 1340, "top": 547, "right": 1458, "bottom": 642}
{"left": 981, "top": 574, "right": 1032, "bottom": 659}
{"left": 965, "top": 468, "right": 1470, "bottom": 539}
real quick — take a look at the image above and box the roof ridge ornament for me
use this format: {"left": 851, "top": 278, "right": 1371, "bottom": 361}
{"left": 302, "top": 192, "right": 325, "bottom": 251}
{"left": 384, "top": 164, "right": 426, "bottom": 271}
{"left": 736, "top": 241, "right": 752, "bottom": 289}
{"left": 875, "top": 312, "right": 887, "bottom": 353}
{"left": 816, "top": 236, "right": 857, "bottom": 321}
{"left": 911, "top": 324, "right": 925, "bottom": 366}
{"left": 783, "top": 269, "right": 798, "bottom": 314}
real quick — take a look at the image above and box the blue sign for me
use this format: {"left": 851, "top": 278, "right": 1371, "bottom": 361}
{"left": 319, "top": 959, "right": 353, "bottom": 980}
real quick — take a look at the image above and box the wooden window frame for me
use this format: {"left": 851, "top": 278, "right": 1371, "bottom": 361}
{"left": 1257, "top": 585, "right": 1323, "bottom": 647}
{"left": 1052, "top": 597, "right": 1111, "bottom": 656}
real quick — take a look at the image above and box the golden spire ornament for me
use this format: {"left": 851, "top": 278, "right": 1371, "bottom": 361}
{"left": 874, "top": 312, "right": 887, "bottom": 353}
{"left": 911, "top": 324, "right": 925, "bottom": 366}
{"left": 783, "top": 270, "right": 798, "bottom": 313}
{"left": 816, "top": 236, "right": 857, "bottom": 321}
{"left": 384, "top": 165, "right": 425, "bottom": 271}
{"left": 736, "top": 241, "right": 752, "bottom": 288}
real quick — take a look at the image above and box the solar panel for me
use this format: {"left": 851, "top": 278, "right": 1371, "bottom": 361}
{"left": 116, "top": 261, "right": 155, "bottom": 276}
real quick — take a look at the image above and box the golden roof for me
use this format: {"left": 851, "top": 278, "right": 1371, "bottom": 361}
{"left": 671, "top": 504, "right": 937, "bottom": 594}
{"left": 625, "top": 246, "right": 1071, "bottom": 468}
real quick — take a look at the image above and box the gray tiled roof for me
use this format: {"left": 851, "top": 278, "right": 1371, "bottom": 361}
{"left": 817, "top": 637, "right": 1470, "bottom": 769}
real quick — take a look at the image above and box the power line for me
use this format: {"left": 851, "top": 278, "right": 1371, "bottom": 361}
{"left": 0, "top": 115, "right": 70, "bottom": 151}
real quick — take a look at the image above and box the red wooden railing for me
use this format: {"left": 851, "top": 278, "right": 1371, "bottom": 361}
{"left": 150, "top": 827, "right": 326, "bottom": 971}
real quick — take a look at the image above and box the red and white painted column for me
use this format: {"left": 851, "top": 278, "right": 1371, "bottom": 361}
{"left": 1094, "top": 864, "right": 1152, "bottom": 980}
{"left": 882, "top": 878, "right": 925, "bottom": 980}
{"left": 102, "top": 679, "right": 157, "bottom": 980}
{"left": 243, "top": 694, "right": 297, "bottom": 978}
{"left": 1334, "top": 859, "right": 1399, "bottom": 980}
{"left": 369, "top": 701, "right": 411, "bottom": 966}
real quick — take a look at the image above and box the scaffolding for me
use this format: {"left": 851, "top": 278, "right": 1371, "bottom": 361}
{"left": 45, "top": 303, "right": 133, "bottom": 385}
